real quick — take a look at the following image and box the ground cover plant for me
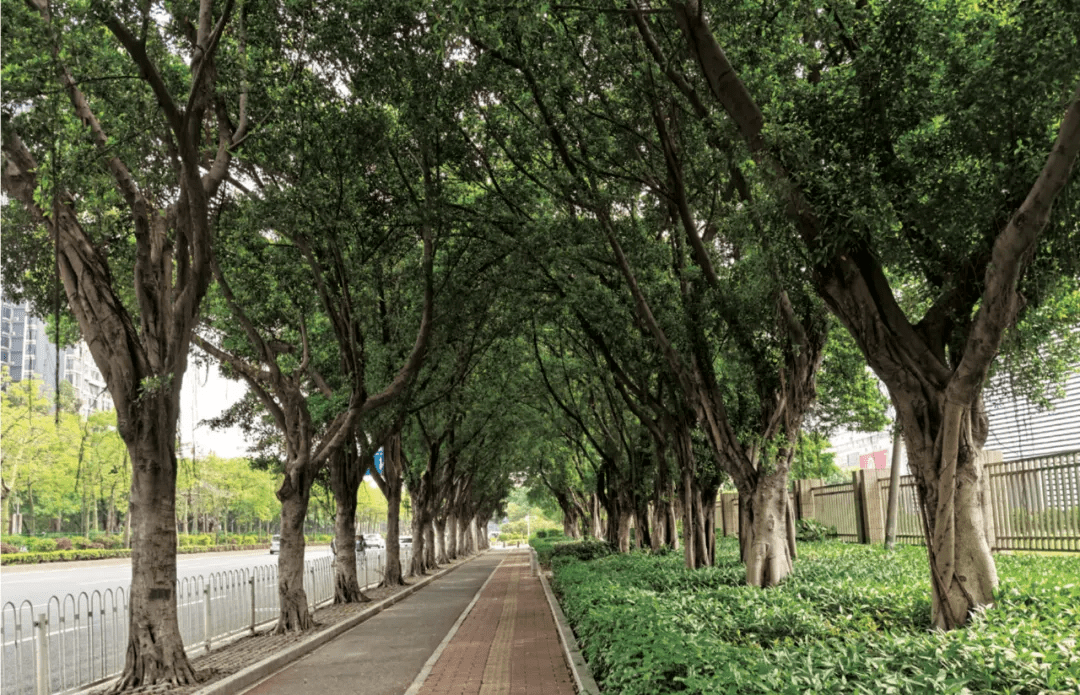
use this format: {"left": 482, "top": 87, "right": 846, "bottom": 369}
{"left": 552, "top": 538, "right": 1080, "bottom": 694}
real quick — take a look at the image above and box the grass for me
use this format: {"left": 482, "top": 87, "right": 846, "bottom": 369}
{"left": 551, "top": 537, "right": 1080, "bottom": 694}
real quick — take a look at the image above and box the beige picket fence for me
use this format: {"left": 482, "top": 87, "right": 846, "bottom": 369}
{"left": 715, "top": 450, "right": 1080, "bottom": 552}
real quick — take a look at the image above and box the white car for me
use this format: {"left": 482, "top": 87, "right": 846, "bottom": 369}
{"left": 362, "top": 533, "right": 386, "bottom": 549}
{"left": 269, "top": 535, "right": 281, "bottom": 554}
{"left": 398, "top": 535, "right": 412, "bottom": 548}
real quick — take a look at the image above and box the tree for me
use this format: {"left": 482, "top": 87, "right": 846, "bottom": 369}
{"left": 655, "top": 0, "right": 1080, "bottom": 626}
{"left": 2, "top": 0, "right": 252, "bottom": 683}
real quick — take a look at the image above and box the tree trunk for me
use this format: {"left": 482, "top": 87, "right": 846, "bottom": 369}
{"left": 609, "top": 510, "right": 632, "bottom": 552}
{"left": 702, "top": 484, "right": 718, "bottom": 565}
{"left": 477, "top": 517, "right": 490, "bottom": 550}
{"left": 447, "top": 514, "right": 459, "bottom": 559}
{"left": 114, "top": 410, "right": 195, "bottom": 690}
{"left": 330, "top": 448, "right": 368, "bottom": 604}
{"left": 424, "top": 522, "right": 436, "bottom": 567}
{"left": 274, "top": 467, "right": 316, "bottom": 633}
{"left": 740, "top": 472, "right": 796, "bottom": 587}
{"left": 563, "top": 510, "right": 580, "bottom": 539}
{"left": 899, "top": 396, "right": 998, "bottom": 629}
{"left": 462, "top": 517, "right": 477, "bottom": 554}
{"left": 378, "top": 434, "right": 406, "bottom": 588}
{"left": 409, "top": 503, "right": 430, "bottom": 577}
{"left": 433, "top": 517, "right": 448, "bottom": 565}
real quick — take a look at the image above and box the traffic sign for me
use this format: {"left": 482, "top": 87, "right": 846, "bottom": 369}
{"left": 366, "top": 448, "right": 385, "bottom": 476}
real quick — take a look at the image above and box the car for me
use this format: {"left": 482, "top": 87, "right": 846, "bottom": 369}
{"left": 362, "top": 533, "right": 385, "bottom": 549}
{"left": 398, "top": 535, "right": 412, "bottom": 548}
{"left": 269, "top": 535, "right": 280, "bottom": 554}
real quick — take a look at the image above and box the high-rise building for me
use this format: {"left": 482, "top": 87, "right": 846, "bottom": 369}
{"left": 0, "top": 295, "right": 113, "bottom": 416}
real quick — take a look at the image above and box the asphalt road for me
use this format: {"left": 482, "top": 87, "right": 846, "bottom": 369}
{"left": 1, "top": 546, "right": 337, "bottom": 695}
{"left": 0, "top": 546, "right": 333, "bottom": 612}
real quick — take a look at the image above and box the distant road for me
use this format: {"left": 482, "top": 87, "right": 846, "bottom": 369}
{"left": 0, "top": 546, "right": 332, "bottom": 611}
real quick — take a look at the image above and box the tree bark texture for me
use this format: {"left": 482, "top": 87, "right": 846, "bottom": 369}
{"left": 739, "top": 472, "right": 796, "bottom": 588}
{"left": 330, "top": 447, "right": 369, "bottom": 604}
{"left": 275, "top": 466, "right": 316, "bottom": 633}
{"left": 377, "top": 432, "right": 406, "bottom": 587}
{"left": 117, "top": 403, "right": 195, "bottom": 689}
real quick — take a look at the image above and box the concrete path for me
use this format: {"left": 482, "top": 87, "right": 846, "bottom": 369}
{"left": 237, "top": 552, "right": 499, "bottom": 695}
{"left": 238, "top": 550, "right": 576, "bottom": 695}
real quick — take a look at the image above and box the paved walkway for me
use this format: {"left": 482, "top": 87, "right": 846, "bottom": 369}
{"left": 416, "top": 551, "right": 575, "bottom": 695}
{"left": 239, "top": 550, "right": 575, "bottom": 695}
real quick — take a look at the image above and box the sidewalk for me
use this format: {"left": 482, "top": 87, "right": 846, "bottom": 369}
{"left": 237, "top": 549, "right": 576, "bottom": 695}
{"left": 413, "top": 550, "right": 575, "bottom": 695}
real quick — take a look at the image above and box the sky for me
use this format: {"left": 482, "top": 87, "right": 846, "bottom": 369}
{"left": 178, "top": 359, "right": 250, "bottom": 459}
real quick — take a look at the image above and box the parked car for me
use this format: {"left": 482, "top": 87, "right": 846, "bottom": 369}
{"left": 398, "top": 535, "right": 412, "bottom": 548}
{"left": 362, "top": 533, "right": 385, "bottom": 549}
{"left": 269, "top": 535, "right": 280, "bottom": 554}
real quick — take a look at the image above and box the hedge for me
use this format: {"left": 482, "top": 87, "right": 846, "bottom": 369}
{"left": 551, "top": 538, "right": 1080, "bottom": 694}
{"left": 0, "top": 543, "right": 275, "bottom": 565}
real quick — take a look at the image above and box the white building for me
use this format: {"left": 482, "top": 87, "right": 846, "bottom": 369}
{"left": 0, "top": 296, "right": 113, "bottom": 416}
{"left": 984, "top": 369, "right": 1080, "bottom": 461}
{"left": 829, "top": 367, "right": 1080, "bottom": 472}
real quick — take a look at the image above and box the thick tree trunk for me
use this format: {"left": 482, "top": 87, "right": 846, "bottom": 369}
{"left": 114, "top": 407, "right": 195, "bottom": 690}
{"left": 563, "top": 510, "right": 580, "bottom": 539}
{"left": 424, "top": 523, "right": 437, "bottom": 567}
{"left": 378, "top": 433, "right": 406, "bottom": 588}
{"left": 589, "top": 494, "right": 605, "bottom": 539}
{"left": 330, "top": 448, "right": 368, "bottom": 604}
{"left": 446, "top": 514, "right": 459, "bottom": 559}
{"left": 610, "top": 510, "right": 632, "bottom": 552}
{"left": 463, "top": 517, "right": 477, "bottom": 554}
{"left": 652, "top": 454, "right": 678, "bottom": 551}
{"left": 275, "top": 468, "right": 316, "bottom": 633}
{"left": 433, "top": 517, "right": 448, "bottom": 565}
{"left": 477, "top": 517, "right": 490, "bottom": 550}
{"left": 899, "top": 396, "right": 998, "bottom": 629}
{"left": 409, "top": 505, "right": 431, "bottom": 577}
{"left": 739, "top": 472, "right": 796, "bottom": 587}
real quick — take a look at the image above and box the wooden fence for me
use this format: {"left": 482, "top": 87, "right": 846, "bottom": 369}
{"left": 715, "top": 450, "right": 1080, "bottom": 552}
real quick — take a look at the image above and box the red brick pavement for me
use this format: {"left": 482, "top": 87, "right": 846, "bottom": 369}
{"left": 417, "top": 551, "right": 576, "bottom": 695}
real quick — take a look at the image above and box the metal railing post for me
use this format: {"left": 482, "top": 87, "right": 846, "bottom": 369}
{"left": 249, "top": 576, "right": 257, "bottom": 634}
{"left": 203, "top": 584, "right": 212, "bottom": 652}
{"left": 35, "top": 613, "right": 50, "bottom": 695}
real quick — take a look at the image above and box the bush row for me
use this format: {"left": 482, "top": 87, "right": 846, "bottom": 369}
{"left": 0, "top": 543, "right": 285, "bottom": 565}
{"left": 552, "top": 538, "right": 1080, "bottom": 694}
{"left": 1, "top": 537, "right": 332, "bottom": 565}
{"left": 529, "top": 532, "right": 614, "bottom": 568}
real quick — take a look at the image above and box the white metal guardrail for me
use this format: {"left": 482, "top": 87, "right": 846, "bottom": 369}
{"left": 1, "top": 547, "right": 413, "bottom": 695}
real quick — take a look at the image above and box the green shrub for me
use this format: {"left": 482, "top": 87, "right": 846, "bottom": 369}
{"left": 25, "top": 537, "right": 57, "bottom": 552}
{"left": 0, "top": 548, "right": 132, "bottom": 564}
{"left": 97, "top": 535, "right": 125, "bottom": 549}
{"left": 71, "top": 537, "right": 95, "bottom": 550}
{"left": 551, "top": 538, "right": 1080, "bottom": 694}
{"left": 549, "top": 539, "right": 613, "bottom": 568}
{"left": 795, "top": 518, "right": 838, "bottom": 542}
{"left": 530, "top": 531, "right": 568, "bottom": 566}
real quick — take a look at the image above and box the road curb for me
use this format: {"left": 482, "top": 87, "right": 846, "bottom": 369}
{"left": 192, "top": 551, "right": 486, "bottom": 695}
{"left": 537, "top": 558, "right": 601, "bottom": 695}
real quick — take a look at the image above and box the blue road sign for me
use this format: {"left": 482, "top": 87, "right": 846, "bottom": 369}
{"left": 366, "top": 448, "right": 385, "bottom": 477}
